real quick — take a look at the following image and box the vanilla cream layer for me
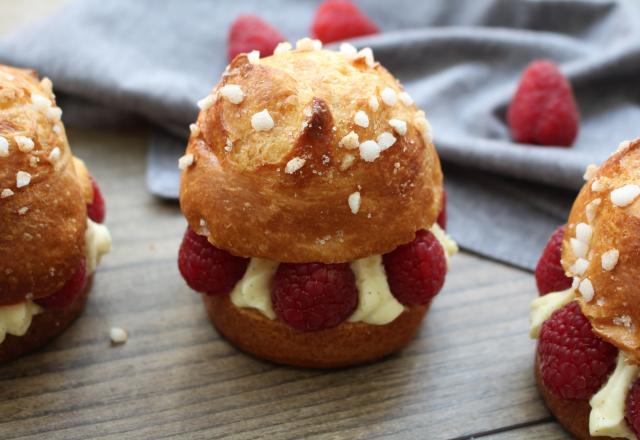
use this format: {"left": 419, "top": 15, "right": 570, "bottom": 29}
{"left": 85, "top": 219, "right": 112, "bottom": 273}
{"left": 0, "top": 219, "right": 112, "bottom": 345}
{"left": 530, "top": 290, "right": 640, "bottom": 439}
{"left": 231, "top": 224, "right": 457, "bottom": 326}
{"left": 590, "top": 353, "right": 638, "bottom": 439}
{"left": 0, "top": 301, "right": 42, "bottom": 344}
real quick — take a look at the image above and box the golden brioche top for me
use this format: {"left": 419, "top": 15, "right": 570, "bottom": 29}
{"left": 562, "top": 139, "right": 640, "bottom": 361}
{"left": 180, "top": 41, "right": 443, "bottom": 263}
{"left": 0, "top": 65, "right": 91, "bottom": 304}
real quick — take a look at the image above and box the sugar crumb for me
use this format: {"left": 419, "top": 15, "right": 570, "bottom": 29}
{"left": 348, "top": 191, "right": 361, "bottom": 214}
{"left": 285, "top": 157, "right": 306, "bottom": 174}
{"left": 110, "top": 327, "right": 128, "bottom": 344}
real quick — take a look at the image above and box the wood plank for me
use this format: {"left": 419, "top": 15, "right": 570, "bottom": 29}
{"left": 477, "top": 421, "right": 568, "bottom": 440}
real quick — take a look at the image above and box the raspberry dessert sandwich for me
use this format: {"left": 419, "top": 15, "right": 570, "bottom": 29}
{"left": 530, "top": 138, "right": 640, "bottom": 439}
{"left": 0, "top": 65, "right": 111, "bottom": 363}
{"left": 178, "top": 40, "right": 457, "bottom": 368}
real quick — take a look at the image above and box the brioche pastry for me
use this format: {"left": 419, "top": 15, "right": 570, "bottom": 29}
{"left": 178, "top": 40, "right": 456, "bottom": 368}
{"left": 530, "top": 139, "right": 640, "bottom": 439}
{"left": 0, "top": 65, "right": 111, "bottom": 363}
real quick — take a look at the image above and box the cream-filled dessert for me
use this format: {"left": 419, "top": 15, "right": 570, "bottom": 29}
{"left": 0, "top": 65, "right": 111, "bottom": 362}
{"left": 177, "top": 40, "right": 456, "bottom": 368}
{"left": 530, "top": 138, "right": 640, "bottom": 440}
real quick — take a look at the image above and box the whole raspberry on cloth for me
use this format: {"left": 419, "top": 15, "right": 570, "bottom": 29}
{"left": 271, "top": 262, "right": 358, "bottom": 332}
{"left": 383, "top": 230, "right": 447, "bottom": 306}
{"left": 535, "top": 225, "right": 573, "bottom": 295}
{"left": 178, "top": 228, "right": 249, "bottom": 296}
{"left": 311, "top": 0, "right": 379, "bottom": 44}
{"left": 37, "top": 259, "right": 87, "bottom": 310}
{"left": 538, "top": 301, "right": 617, "bottom": 400}
{"left": 227, "top": 15, "right": 285, "bottom": 61}
{"left": 507, "top": 60, "right": 579, "bottom": 147}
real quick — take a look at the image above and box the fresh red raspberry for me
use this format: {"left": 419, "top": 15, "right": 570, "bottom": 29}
{"left": 437, "top": 191, "right": 447, "bottom": 230}
{"left": 178, "top": 228, "right": 249, "bottom": 296}
{"left": 538, "top": 302, "right": 617, "bottom": 400}
{"left": 87, "top": 177, "right": 106, "bottom": 223}
{"left": 227, "top": 15, "right": 285, "bottom": 61}
{"left": 383, "top": 230, "right": 447, "bottom": 306}
{"left": 271, "top": 263, "right": 358, "bottom": 332}
{"left": 625, "top": 378, "right": 640, "bottom": 437}
{"left": 535, "top": 225, "right": 572, "bottom": 295}
{"left": 507, "top": 60, "right": 579, "bottom": 147}
{"left": 37, "top": 258, "right": 87, "bottom": 310}
{"left": 311, "top": 0, "right": 379, "bottom": 44}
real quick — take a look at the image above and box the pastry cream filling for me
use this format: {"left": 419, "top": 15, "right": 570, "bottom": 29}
{"left": 230, "top": 224, "right": 457, "bottom": 325}
{"left": 348, "top": 255, "right": 403, "bottom": 324}
{"left": 230, "top": 259, "right": 278, "bottom": 320}
{"left": 590, "top": 353, "right": 638, "bottom": 439}
{"left": 0, "top": 301, "right": 42, "bottom": 344}
{"left": 530, "top": 290, "right": 640, "bottom": 439}
{"left": 0, "top": 219, "right": 112, "bottom": 345}
{"left": 85, "top": 219, "right": 113, "bottom": 274}
{"left": 529, "top": 288, "right": 575, "bottom": 338}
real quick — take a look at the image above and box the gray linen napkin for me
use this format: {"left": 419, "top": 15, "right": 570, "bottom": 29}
{"left": 1, "top": 0, "right": 639, "bottom": 270}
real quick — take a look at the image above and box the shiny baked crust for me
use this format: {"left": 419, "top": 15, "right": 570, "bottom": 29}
{"left": 562, "top": 139, "right": 640, "bottom": 362}
{"left": 204, "top": 293, "right": 428, "bottom": 368}
{"left": 0, "top": 65, "right": 91, "bottom": 304}
{"left": 180, "top": 48, "right": 443, "bottom": 263}
{"left": 0, "top": 276, "right": 91, "bottom": 363}
{"left": 535, "top": 354, "right": 613, "bottom": 440}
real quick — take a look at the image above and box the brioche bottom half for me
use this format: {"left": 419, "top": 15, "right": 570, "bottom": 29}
{"left": 535, "top": 354, "right": 614, "bottom": 440}
{"left": 0, "top": 277, "right": 92, "bottom": 364}
{"left": 204, "top": 294, "right": 428, "bottom": 368}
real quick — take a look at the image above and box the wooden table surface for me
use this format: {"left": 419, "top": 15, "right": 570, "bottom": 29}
{"left": 0, "top": 3, "right": 572, "bottom": 439}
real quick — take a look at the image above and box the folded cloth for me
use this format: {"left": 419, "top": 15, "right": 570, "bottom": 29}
{"left": 2, "top": 0, "right": 639, "bottom": 270}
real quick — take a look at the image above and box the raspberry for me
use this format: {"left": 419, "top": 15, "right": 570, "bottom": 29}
{"left": 227, "top": 15, "right": 285, "bottom": 61}
{"left": 535, "top": 225, "right": 572, "bottom": 295}
{"left": 87, "top": 177, "right": 105, "bottom": 223}
{"left": 37, "top": 258, "right": 87, "bottom": 310}
{"left": 625, "top": 378, "right": 640, "bottom": 437}
{"left": 383, "top": 230, "right": 447, "bottom": 306}
{"left": 178, "top": 228, "right": 249, "bottom": 296}
{"left": 437, "top": 190, "right": 447, "bottom": 230}
{"left": 538, "top": 302, "right": 617, "bottom": 400}
{"left": 507, "top": 60, "right": 579, "bottom": 147}
{"left": 311, "top": 0, "right": 379, "bottom": 44}
{"left": 271, "top": 263, "right": 358, "bottom": 332}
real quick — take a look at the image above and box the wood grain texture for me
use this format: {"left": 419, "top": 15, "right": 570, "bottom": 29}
{"left": 0, "top": 2, "right": 573, "bottom": 439}
{"left": 479, "top": 422, "right": 568, "bottom": 439}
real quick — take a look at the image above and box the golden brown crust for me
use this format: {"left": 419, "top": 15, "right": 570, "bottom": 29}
{"left": 535, "top": 355, "right": 615, "bottom": 440}
{"left": 180, "top": 49, "right": 442, "bottom": 263}
{"left": 204, "top": 293, "right": 428, "bottom": 368}
{"left": 562, "top": 139, "right": 640, "bottom": 362}
{"left": 0, "top": 65, "right": 89, "bottom": 303}
{"left": 73, "top": 157, "right": 95, "bottom": 204}
{"left": 0, "top": 276, "right": 91, "bottom": 364}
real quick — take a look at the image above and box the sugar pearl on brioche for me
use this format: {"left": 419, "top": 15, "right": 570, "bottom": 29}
{"left": 180, "top": 47, "right": 442, "bottom": 263}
